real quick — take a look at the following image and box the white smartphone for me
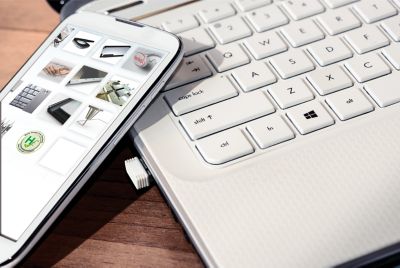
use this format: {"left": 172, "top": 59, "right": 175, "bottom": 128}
{"left": 0, "top": 12, "right": 182, "bottom": 266}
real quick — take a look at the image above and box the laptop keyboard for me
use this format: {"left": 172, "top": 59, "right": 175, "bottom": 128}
{"left": 157, "top": 0, "right": 400, "bottom": 165}
{"left": 10, "top": 84, "right": 51, "bottom": 114}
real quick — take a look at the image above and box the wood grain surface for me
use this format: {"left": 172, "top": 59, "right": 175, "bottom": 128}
{"left": 0, "top": 1, "right": 202, "bottom": 267}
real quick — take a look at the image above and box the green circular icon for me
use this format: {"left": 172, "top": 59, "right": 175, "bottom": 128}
{"left": 17, "top": 131, "right": 45, "bottom": 153}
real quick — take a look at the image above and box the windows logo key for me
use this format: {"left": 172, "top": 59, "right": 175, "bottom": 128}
{"left": 304, "top": 110, "right": 318, "bottom": 120}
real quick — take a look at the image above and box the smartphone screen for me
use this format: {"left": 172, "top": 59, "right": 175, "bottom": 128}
{"left": 0, "top": 23, "right": 169, "bottom": 241}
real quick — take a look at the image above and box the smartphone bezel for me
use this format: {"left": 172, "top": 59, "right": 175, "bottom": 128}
{"left": 0, "top": 12, "right": 183, "bottom": 266}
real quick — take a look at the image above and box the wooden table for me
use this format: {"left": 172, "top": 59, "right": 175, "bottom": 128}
{"left": 0, "top": 1, "right": 202, "bottom": 267}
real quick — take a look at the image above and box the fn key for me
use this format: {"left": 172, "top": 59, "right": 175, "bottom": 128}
{"left": 287, "top": 102, "right": 334, "bottom": 135}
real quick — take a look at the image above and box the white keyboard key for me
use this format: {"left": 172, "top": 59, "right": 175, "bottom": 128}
{"left": 381, "top": 17, "right": 400, "bottom": 42}
{"left": 270, "top": 50, "right": 315, "bottom": 79}
{"left": 235, "top": 0, "right": 272, "bottom": 11}
{"left": 180, "top": 90, "right": 275, "bottom": 140}
{"left": 247, "top": 115, "right": 294, "bottom": 149}
{"left": 344, "top": 26, "right": 390, "bottom": 54}
{"left": 210, "top": 17, "right": 252, "bottom": 44}
{"left": 317, "top": 8, "right": 361, "bottom": 35}
{"left": 232, "top": 61, "right": 277, "bottom": 92}
{"left": 162, "top": 15, "right": 199, "bottom": 34}
{"left": 308, "top": 38, "right": 353, "bottom": 66}
{"left": 269, "top": 78, "right": 314, "bottom": 109}
{"left": 165, "top": 55, "right": 212, "bottom": 91}
{"left": 382, "top": 44, "right": 400, "bottom": 69}
{"left": 179, "top": 28, "right": 215, "bottom": 56}
{"left": 199, "top": 3, "right": 236, "bottom": 23}
{"left": 326, "top": 87, "right": 374, "bottom": 120}
{"left": 323, "top": 0, "right": 358, "bottom": 9}
{"left": 364, "top": 74, "right": 400, "bottom": 107}
{"left": 207, "top": 43, "right": 250, "bottom": 72}
{"left": 281, "top": 20, "right": 325, "bottom": 47}
{"left": 165, "top": 75, "right": 238, "bottom": 116}
{"left": 246, "top": 5, "right": 289, "bottom": 32}
{"left": 353, "top": 0, "right": 397, "bottom": 24}
{"left": 287, "top": 102, "right": 334, "bottom": 134}
{"left": 281, "top": 0, "right": 325, "bottom": 20}
{"left": 196, "top": 128, "right": 254, "bottom": 165}
{"left": 344, "top": 53, "right": 391, "bottom": 82}
{"left": 244, "top": 32, "right": 288, "bottom": 60}
{"left": 307, "top": 65, "right": 353, "bottom": 95}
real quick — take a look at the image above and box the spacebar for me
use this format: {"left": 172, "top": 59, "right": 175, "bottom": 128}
{"left": 180, "top": 91, "right": 275, "bottom": 140}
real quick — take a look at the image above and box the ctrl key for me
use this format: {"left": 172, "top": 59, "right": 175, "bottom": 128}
{"left": 196, "top": 128, "right": 254, "bottom": 165}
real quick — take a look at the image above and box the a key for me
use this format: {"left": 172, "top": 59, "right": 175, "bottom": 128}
{"left": 244, "top": 32, "right": 288, "bottom": 60}
{"left": 162, "top": 15, "right": 199, "bottom": 34}
{"left": 281, "top": 0, "right": 325, "bottom": 20}
{"left": 180, "top": 90, "right": 275, "bottom": 139}
{"left": 165, "top": 55, "right": 212, "bottom": 91}
{"left": 307, "top": 65, "right": 353, "bottom": 95}
{"left": 344, "top": 53, "right": 391, "bottom": 82}
{"left": 207, "top": 43, "right": 250, "bottom": 72}
{"left": 179, "top": 28, "right": 215, "bottom": 56}
{"left": 268, "top": 77, "right": 314, "bottom": 109}
{"left": 247, "top": 115, "right": 295, "bottom": 149}
{"left": 165, "top": 75, "right": 238, "bottom": 115}
{"left": 232, "top": 61, "right": 277, "bottom": 92}
{"left": 235, "top": 0, "right": 272, "bottom": 11}
{"left": 344, "top": 26, "right": 390, "bottom": 54}
{"left": 382, "top": 44, "right": 400, "bottom": 70}
{"left": 286, "top": 102, "right": 334, "bottom": 134}
{"left": 196, "top": 128, "right": 254, "bottom": 165}
{"left": 270, "top": 50, "right": 315, "bottom": 79}
{"left": 308, "top": 38, "right": 353, "bottom": 66}
{"left": 317, "top": 8, "right": 361, "bottom": 35}
{"left": 353, "top": 0, "right": 397, "bottom": 24}
{"left": 381, "top": 17, "right": 400, "bottom": 42}
{"left": 281, "top": 20, "right": 325, "bottom": 47}
{"left": 364, "top": 74, "right": 400, "bottom": 107}
{"left": 246, "top": 5, "right": 289, "bottom": 32}
{"left": 322, "top": 0, "right": 359, "bottom": 8}
{"left": 326, "top": 87, "right": 374, "bottom": 120}
{"left": 199, "top": 3, "right": 236, "bottom": 23}
{"left": 210, "top": 17, "right": 252, "bottom": 45}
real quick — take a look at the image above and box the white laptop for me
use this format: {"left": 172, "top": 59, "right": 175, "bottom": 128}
{"left": 80, "top": 0, "right": 400, "bottom": 267}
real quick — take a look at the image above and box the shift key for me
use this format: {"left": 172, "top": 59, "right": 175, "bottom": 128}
{"left": 180, "top": 90, "right": 275, "bottom": 140}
